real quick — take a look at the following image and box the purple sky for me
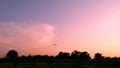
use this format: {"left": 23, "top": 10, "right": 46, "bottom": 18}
{"left": 0, "top": 0, "right": 120, "bottom": 58}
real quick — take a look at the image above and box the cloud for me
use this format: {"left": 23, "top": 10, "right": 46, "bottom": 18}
{"left": 0, "top": 22, "right": 55, "bottom": 57}
{"left": 100, "top": 23, "right": 113, "bottom": 29}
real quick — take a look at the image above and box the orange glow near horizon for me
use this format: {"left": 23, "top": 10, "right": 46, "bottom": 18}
{"left": 1, "top": 0, "right": 120, "bottom": 58}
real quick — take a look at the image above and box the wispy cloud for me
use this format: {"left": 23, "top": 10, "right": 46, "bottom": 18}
{"left": 0, "top": 22, "right": 55, "bottom": 57}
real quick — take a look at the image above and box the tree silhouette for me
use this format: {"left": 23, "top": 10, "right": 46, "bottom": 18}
{"left": 71, "top": 50, "right": 81, "bottom": 59}
{"left": 1, "top": 49, "right": 120, "bottom": 66}
{"left": 79, "top": 51, "right": 91, "bottom": 60}
{"left": 20, "top": 55, "right": 26, "bottom": 59}
{"left": 94, "top": 53, "right": 104, "bottom": 61}
{"left": 6, "top": 50, "right": 18, "bottom": 59}
{"left": 56, "top": 52, "right": 70, "bottom": 59}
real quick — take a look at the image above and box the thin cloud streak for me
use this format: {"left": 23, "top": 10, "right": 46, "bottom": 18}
{"left": 0, "top": 22, "right": 55, "bottom": 57}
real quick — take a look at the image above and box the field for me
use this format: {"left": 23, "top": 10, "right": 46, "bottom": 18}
{"left": 0, "top": 63, "right": 120, "bottom": 68}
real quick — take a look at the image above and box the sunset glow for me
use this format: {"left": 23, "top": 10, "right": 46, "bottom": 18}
{"left": 0, "top": 0, "right": 120, "bottom": 58}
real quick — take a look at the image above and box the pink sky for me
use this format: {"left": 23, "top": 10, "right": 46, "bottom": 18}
{"left": 56, "top": 1, "right": 120, "bottom": 57}
{"left": 0, "top": 0, "right": 120, "bottom": 58}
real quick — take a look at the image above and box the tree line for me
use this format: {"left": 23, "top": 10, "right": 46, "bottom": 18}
{"left": 1, "top": 50, "right": 120, "bottom": 63}
{"left": 5, "top": 50, "right": 98, "bottom": 60}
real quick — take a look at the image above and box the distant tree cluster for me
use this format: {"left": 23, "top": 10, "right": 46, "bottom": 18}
{"left": 55, "top": 50, "right": 91, "bottom": 60}
{"left": 1, "top": 49, "right": 120, "bottom": 63}
{"left": 5, "top": 50, "right": 91, "bottom": 60}
{"left": 4, "top": 50, "right": 118, "bottom": 60}
{"left": 6, "top": 50, "right": 18, "bottom": 59}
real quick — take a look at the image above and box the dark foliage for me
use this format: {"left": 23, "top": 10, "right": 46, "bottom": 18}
{"left": 79, "top": 51, "right": 91, "bottom": 60}
{"left": 94, "top": 53, "right": 104, "bottom": 61}
{"left": 56, "top": 52, "right": 70, "bottom": 59}
{"left": 6, "top": 50, "right": 18, "bottom": 59}
{"left": 0, "top": 49, "right": 120, "bottom": 68}
{"left": 71, "top": 50, "right": 81, "bottom": 59}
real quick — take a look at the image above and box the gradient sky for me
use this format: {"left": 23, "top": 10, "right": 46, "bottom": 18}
{"left": 0, "top": 0, "right": 120, "bottom": 58}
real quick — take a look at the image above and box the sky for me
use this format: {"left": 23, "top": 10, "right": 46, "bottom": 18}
{"left": 0, "top": 0, "right": 120, "bottom": 58}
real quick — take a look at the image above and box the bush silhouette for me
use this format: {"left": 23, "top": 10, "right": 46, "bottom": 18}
{"left": 71, "top": 50, "right": 81, "bottom": 59}
{"left": 6, "top": 50, "right": 18, "bottom": 59}
{"left": 94, "top": 53, "right": 104, "bottom": 61}
{"left": 56, "top": 52, "right": 70, "bottom": 59}
{"left": 79, "top": 51, "right": 91, "bottom": 60}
